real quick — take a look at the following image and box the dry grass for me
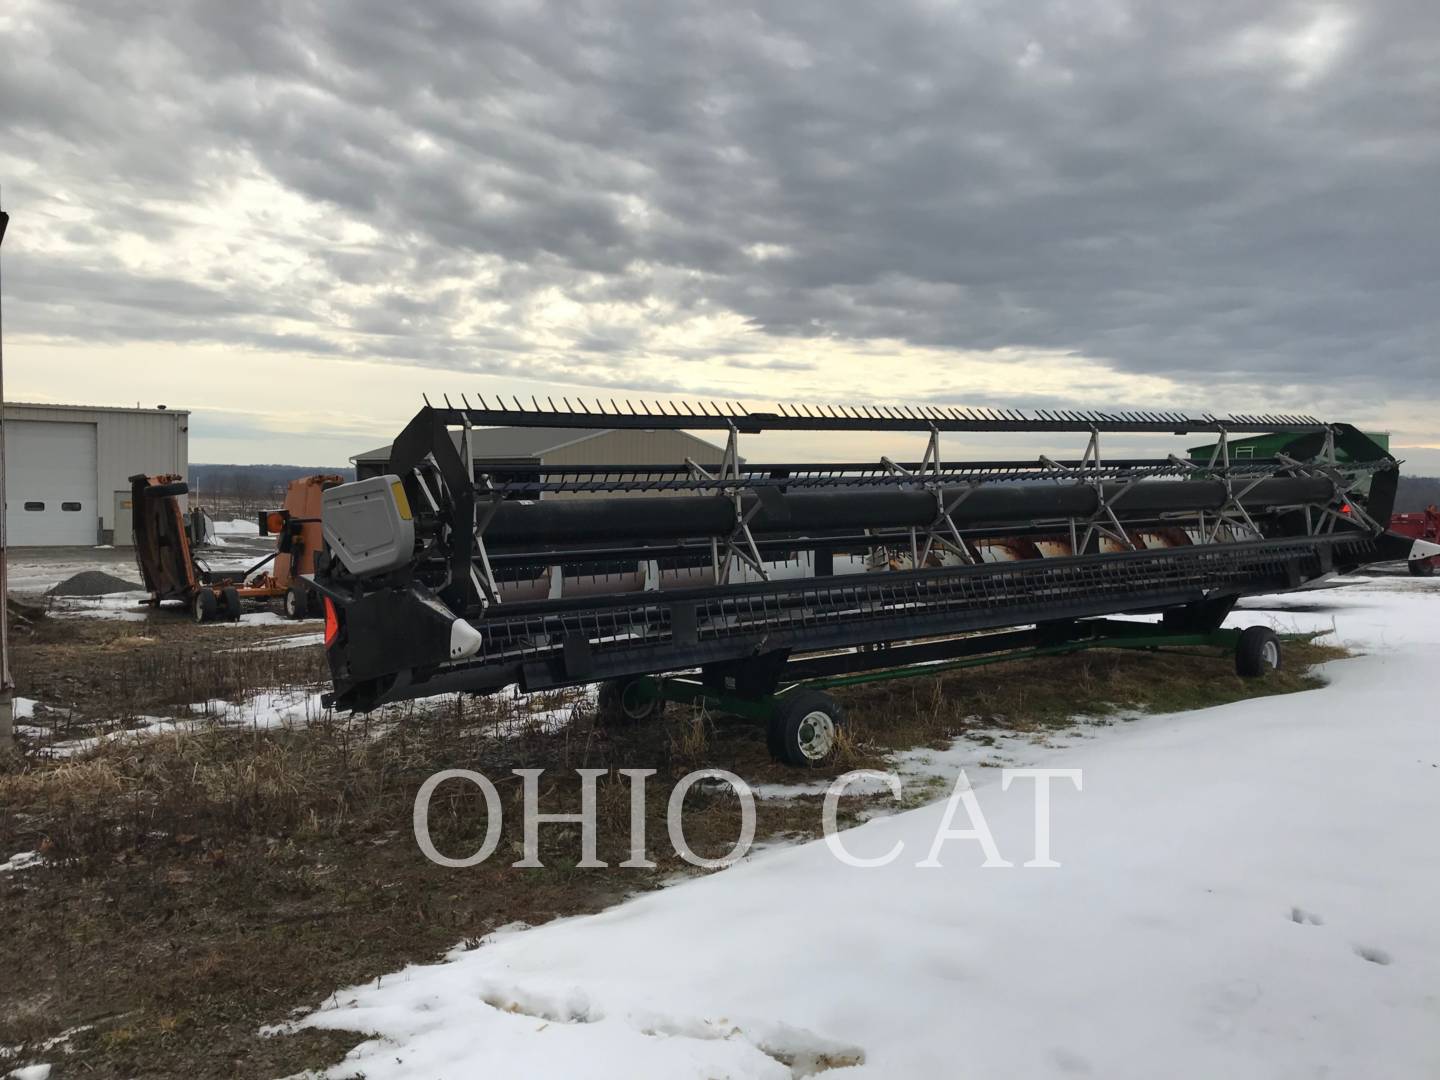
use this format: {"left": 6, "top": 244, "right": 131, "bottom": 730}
{"left": 114, "top": 641, "right": 328, "bottom": 708}
{"left": 11, "top": 614, "right": 329, "bottom": 756}
{"left": 833, "top": 637, "right": 1348, "bottom": 764}
{"left": 666, "top": 705, "right": 718, "bottom": 767}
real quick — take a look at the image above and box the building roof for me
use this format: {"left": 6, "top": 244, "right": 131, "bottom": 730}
{"left": 353, "top": 427, "right": 622, "bottom": 464}
{"left": 5, "top": 401, "right": 190, "bottom": 417}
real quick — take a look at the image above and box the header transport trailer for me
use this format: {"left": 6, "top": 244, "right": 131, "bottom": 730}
{"left": 309, "top": 399, "right": 1438, "bottom": 765}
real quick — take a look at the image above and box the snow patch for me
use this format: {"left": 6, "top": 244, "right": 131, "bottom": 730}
{"left": 41, "top": 715, "right": 211, "bottom": 758}
{"left": 0, "top": 851, "right": 43, "bottom": 874}
{"left": 221, "top": 631, "right": 324, "bottom": 653}
{"left": 212, "top": 518, "right": 260, "bottom": 537}
{"left": 46, "top": 592, "right": 151, "bottom": 622}
{"left": 190, "top": 688, "right": 330, "bottom": 730}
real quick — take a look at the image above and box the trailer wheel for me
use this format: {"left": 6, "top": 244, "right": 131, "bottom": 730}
{"left": 597, "top": 677, "right": 665, "bottom": 725}
{"left": 1408, "top": 557, "right": 1437, "bottom": 577}
{"left": 221, "top": 586, "right": 243, "bottom": 622}
{"left": 284, "top": 586, "right": 307, "bottom": 620}
{"left": 1235, "top": 626, "right": 1281, "bottom": 678}
{"left": 193, "top": 589, "right": 218, "bottom": 624}
{"left": 769, "top": 690, "right": 844, "bottom": 767}
{"left": 145, "top": 480, "right": 189, "bottom": 498}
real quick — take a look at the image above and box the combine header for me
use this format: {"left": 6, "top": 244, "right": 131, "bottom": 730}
{"left": 311, "top": 397, "right": 1434, "bottom": 764}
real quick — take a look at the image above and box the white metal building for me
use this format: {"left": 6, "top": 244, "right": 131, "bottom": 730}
{"left": 3, "top": 402, "right": 190, "bottom": 546}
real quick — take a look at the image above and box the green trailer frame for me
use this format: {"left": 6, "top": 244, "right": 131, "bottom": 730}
{"left": 607, "top": 618, "right": 1292, "bottom": 766}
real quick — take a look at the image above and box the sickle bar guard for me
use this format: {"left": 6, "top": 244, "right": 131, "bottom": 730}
{"left": 310, "top": 398, "right": 1418, "bottom": 712}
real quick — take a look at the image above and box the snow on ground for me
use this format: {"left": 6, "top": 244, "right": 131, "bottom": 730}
{"left": 25, "top": 682, "right": 588, "bottom": 760}
{"left": 198, "top": 516, "right": 265, "bottom": 549}
{"left": 5, "top": 553, "right": 141, "bottom": 595}
{"left": 752, "top": 728, "right": 1093, "bottom": 803}
{"left": 212, "top": 518, "right": 261, "bottom": 537}
{"left": 42, "top": 591, "right": 153, "bottom": 622}
{"left": 29, "top": 689, "right": 332, "bottom": 758}
{"left": 43, "top": 591, "right": 291, "bottom": 626}
{"left": 222, "top": 631, "right": 326, "bottom": 653}
{"left": 190, "top": 688, "right": 330, "bottom": 729}
{"left": 287, "top": 576, "right": 1440, "bottom": 1079}
{"left": 1, "top": 1022, "right": 93, "bottom": 1071}
{"left": 0, "top": 851, "right": 44, "bottom": 875}
{"left": 33, "top": 713, "right": 234, "bottom": 759}
{"left": 505, "top": 688, "right": 598, "bottom": 736}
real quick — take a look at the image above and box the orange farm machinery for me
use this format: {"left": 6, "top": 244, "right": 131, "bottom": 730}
{"left": 130, "top": 473, "right": 345, "bottom": 622}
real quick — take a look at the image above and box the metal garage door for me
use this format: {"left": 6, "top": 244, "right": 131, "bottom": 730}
{"left": 4, "top": 420, "right": 99, "bottom": 546}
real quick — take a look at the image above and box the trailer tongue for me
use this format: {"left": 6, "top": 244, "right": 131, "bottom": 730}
{"left": 311, "top": 398, "right": 1425, "bottom": 761}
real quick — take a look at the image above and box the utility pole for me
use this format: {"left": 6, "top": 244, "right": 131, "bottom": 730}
{"left": 0, "top": 199, "right": 12, "bottom": 752}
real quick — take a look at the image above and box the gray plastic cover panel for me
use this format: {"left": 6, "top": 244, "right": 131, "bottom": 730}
{"left": 322, "top": 475, "right": 416, "bottom": 577}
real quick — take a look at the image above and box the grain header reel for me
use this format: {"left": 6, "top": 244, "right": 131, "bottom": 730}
{"left": 310, "top": 397, "right": 1431, "bottom": 763}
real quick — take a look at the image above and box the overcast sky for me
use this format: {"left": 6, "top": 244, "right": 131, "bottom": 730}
{"left": 2, "top": 0, "right": 1437, "bottom": 468}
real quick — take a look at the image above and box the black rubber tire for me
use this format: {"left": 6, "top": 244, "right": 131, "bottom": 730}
{"left": 1408, "top": 558, "right": 1436, "bottom": 578}
{"left": 1235, "top": 626, "right": 1282, "bottom": 678}
{"left": 193, "top": 589, "right": 218, "bottom": 624}
{"left": 284, "top": 586, "right": 306, "bottom": 620}
{"left": 768, "top": 690, "right": 845, "bottom": 767}
{"left": 221, "top": 586, "right": 243, "bottom": 622}
{"left": 596, "top": 677, "right": 666, "bottom": 725}
{"left": 146, "top": 480, "right": 189, "bottom": 497}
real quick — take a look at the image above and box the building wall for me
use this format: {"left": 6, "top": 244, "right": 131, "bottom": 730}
{"left": 539, "top": 429, "right": 727, "bottom": 500}
{"left": 354, "top": 429, "right": 730, "bottom": 493}
{"left": 540, "top": 429, "right": 726, "bottom": 468}
{"left": 3, "top": 404, "right": 189, "bottom": 544}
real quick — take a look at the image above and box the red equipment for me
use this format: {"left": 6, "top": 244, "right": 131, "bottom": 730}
{"left": 1390, "top": 506, "right": 1440, "bottom": 576}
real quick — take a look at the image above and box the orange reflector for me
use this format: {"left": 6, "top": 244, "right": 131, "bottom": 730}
{"left": 323, "top": 597, "right": 339, "bottom": 648}
{"left": 266, "top": 510, "right": 287, "bottom": 533}
{"left": 1340, "top": 503, "right": 1352, "bottom": 514}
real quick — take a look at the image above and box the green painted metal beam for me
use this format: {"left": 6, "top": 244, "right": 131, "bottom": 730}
{"left": 633, "top": 623, "right": 1268, "bottom": 720}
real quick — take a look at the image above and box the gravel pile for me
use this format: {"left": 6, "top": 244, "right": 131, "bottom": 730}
{"left": 47, "top": 570, "right": 145, "bottom": 596}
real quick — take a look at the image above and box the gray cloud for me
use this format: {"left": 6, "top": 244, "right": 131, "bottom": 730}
{"left": 2, "top": 0, "right": 1437, "bottom": 410}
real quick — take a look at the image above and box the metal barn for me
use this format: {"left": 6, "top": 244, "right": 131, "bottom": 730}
{"left": 3, "top": 402, "right": 190, "bottom": 546}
